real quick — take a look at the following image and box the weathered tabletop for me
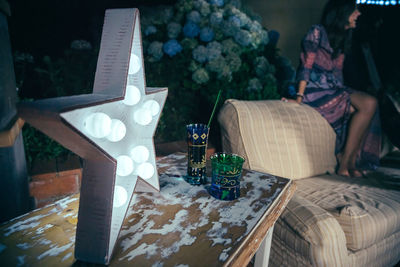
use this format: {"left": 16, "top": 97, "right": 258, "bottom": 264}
{"left": 0, "top": 153, "right": 295, "bottom": 267}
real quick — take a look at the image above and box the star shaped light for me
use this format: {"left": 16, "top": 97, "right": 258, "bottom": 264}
{"left": 18, "top": 9, "right": 167, "bottom": 264}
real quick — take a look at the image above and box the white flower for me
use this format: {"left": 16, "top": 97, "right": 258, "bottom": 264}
{"left": 206, "top": 41, "right": 222, "bottom": 61}
{"left": 192, "top": 68, "right": 210, "bottom": 84}
{"left": 193, "top": 45, "right": 208, "bottom": 63}
{"left": 167, "top": 22, "right": 182, "bottom": 39}
{"left": 148, "top": 41, "right": 164, "bottom": 61}
{"left": 186, "top": 10, "right": 201, "bottom": 23}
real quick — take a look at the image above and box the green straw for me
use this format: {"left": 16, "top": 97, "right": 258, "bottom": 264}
{"left": 207, "top": 89, "right": 222, "bottom": 128}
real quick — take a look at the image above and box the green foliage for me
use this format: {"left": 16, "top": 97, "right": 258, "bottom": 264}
{"left": 141, "top": 1, "right": 294, "bottom": 143}
{"left": 22, "top": 124, "right": 71, "bottom": 169}
{"left": 15, "top": 45, "right": 97, "bottom": 166}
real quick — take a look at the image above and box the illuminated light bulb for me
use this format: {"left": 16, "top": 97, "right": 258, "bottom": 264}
{"left": 83, "top": 112, "right": 112, "bottom": 138}
{"left": 116, "top": 155, "right": 134, "bottom": 176}
{"left": 129, "top": 54, "right": 141, "bottom": 74}
{"left": 143, "top": 100, "right": 160, "bottom": 116}
{"left": 130, "top": 145, "right": 150, "bottom": 163}
{"left": 134, "top": 108, "right": 152, "bottom": 125}
{"left": 113, "top": 186, "right": 128, "bottom": 208}
{"left": 123, "top": 85, "right": 141, "bottom": 106}
{"left": 106, "top": 119, "right": 126, "bottom": 142}
{"left": 137, "top": 162, "right": 155, "bottom": 180}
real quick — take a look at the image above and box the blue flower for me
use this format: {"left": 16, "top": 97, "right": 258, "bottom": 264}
{"left": 163, "top": 39, "right": 183, "bottom": 57}
{"left": 234, "top": 30, "right": 251, "bottom": 47}
{"left": 144, "top": 25, "right": 157, "bottom": 36}
{"left": 210, "top": 12, "right": 223, "bottom": 26}
{"left": 193, "top": 45, "right": 208, "bottom": 63}
{"left": 183, "top": 22, "right": 200, "bottom": 38}
{"left": 200, "top": 27, "right": 215, "bottom": 42}
{"left": 288, "top": 85, "right": 296, "bottom": 96}
{"left": 208, "top": 0, "right": 224, "bottom": 6}
{"left": 228, "top": 15, "right": 241, "bottom": 28}
{"left": 186, "top": 11, "right": 201, "bottom": 24}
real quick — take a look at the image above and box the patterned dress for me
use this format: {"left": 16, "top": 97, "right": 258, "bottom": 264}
{"left": 297, "top": 24, "right": 380, "bottom": 170}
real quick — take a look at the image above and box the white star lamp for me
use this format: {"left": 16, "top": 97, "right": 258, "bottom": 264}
{"left": 18, "top": 9, "right": 167, "bottom": 264}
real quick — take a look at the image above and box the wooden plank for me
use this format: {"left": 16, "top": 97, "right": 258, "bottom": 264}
{"left": 225, "top": 180, "right": 296, "bottom": 267}
{"left": 0, "top": 118, "right": 24, "bottom": 147}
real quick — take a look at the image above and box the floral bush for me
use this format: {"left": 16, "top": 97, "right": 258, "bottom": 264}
{"left": 140, "top": 0, "right": 295, "bottom": 143}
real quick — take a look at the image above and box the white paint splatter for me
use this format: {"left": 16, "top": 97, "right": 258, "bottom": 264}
{"left": 117, "top": 154, "right": 286, "bottom": 264}
{"left": 37, "top": 242, "right": 74, "bottom": 260}
{"left": 39, "top": 239, "right": 52, "bottom": 245}
{"left": 219, "top": 247, "right": 231, "bottom": 261}
{"left": 122, "top": 243, "right": 159, "bottom": 261}
{"left": 62, "top": 252, "right": 73, "bottom": 261}
{"left": 16, "top": 243, "right": 31, "bottom": 250}
{"left": 0, "top": 243, "right": 6, "bottom": 253}
{"left": 56, "top": 196, "right": 78, "bottom": 210}
{"left": 4, "top": 222, "right": 40, "bottom": 237}
{"left": 151, "top": 262, "right": 164, "bottom": 267}
{"left": 36, "top": 224, "right": 53, "bottom": 234}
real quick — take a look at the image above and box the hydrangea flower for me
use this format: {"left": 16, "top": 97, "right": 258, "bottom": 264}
{"left": 206, "top": 56, "right": 226, "bottom": 73}
{"left": 234, "top": 29, "right": 251, "bottom": 46}
{"left": 148, "top": 41, "right": 164, "bottom": 61}
{"left": 225, "top": 53, "right": 241, "bottom": 72}
{"left": 186, "top": 10, "right": 201, "bottom": 23}
{"left": 260, "top": 29, "right": 270, "bottom": 45}
{"left": 181, "top": 38, "right": 199, "bottom": 50}
{"left": 248, "top": 21, "right": 262, "bottom": 33}
{"left": 288, "top": 85, "right": 296, "bottom": 97}
{"left": 167, "top": 22, "right": 182, "bottom": 39}
{"left": 144, "top": 25, "right": 157, "bottom": 36}
{"left": 194, "top": 0, "right": 211, "bottom": 16}
{"left": 254, "top": 56, "right": 270, "bottom": 77}
{"left": 183, "top": 22, "right": 200, "bottom": 38}
{"left": 247, "top": 78, "right": 262, "bottom": 92}
{"left": 206, "top": 41, "right": 222, "bottom": 61}
{"left": 189, "top": 60, "right": 201, "bottom": 72}
{"left": 221, "top": 38, "right": 241, "bottom": 55}
{"left": 176, "top": 0, "right": 195, "bottom": 13}
{"left": 163, "top": 39, "right": 183, "bottom": 57}
{"left": 71, "top": 40, "right": 92, "bottom": 50}
{"left": 228, "top": 15, "right": 241, "bottom": 28}
{"left": 192, "top": 68, "right": 210, "bottom": 84}
{"left": 200, "top": 27, "right": 215, "bottom": 42}
{"left": 217, "top": 65, "right": 232, "bottom": 82}
{"left": 210, "top": 11, "right": 223, "bottom": 26}
{"left": 236, "top": 12, "right": 251, "bottom": 28}
{"left": 220, "top": 19, "right": 239, "bottom": 37}
{"left": 193, "top": 45, "right": 208, "bottom": 63}
{"left": 208, "top": 0, "right": 224, "bottom": 7}
{"left": 228, "top": 0, "right": 242, "bottom": 8}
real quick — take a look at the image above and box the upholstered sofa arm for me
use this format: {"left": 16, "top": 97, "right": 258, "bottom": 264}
{"left": 218, "top": 99, "right": 337, "bottom": 180}
{"left": 272, "top": 194, "right": 350, "bottom": 266}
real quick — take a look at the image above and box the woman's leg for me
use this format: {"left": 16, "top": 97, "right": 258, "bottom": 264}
{"left": 337, "top": 91, "right": 377, "bottom": 177}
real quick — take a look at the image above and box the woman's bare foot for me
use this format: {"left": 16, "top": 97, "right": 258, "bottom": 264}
{"left": 349, "top": 169, "right": 363, "bottom": 178}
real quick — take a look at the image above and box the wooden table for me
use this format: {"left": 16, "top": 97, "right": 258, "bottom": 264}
{"left": 0, "top": 153, "right": 295, "bottom": 267}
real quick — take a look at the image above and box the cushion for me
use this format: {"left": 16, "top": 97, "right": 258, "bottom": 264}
{"left": 296, "top": 171, "right": 400, "bottom": 251}
{"left": 218, "top": 99, "right": 337, "bottom": 179}
{"left": 271, "top": 194, "right": 349, "bottom": 266}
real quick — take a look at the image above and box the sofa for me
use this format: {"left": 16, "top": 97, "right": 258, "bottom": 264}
{"left": 218, "top": 99, "right": 400, "bottom": 267}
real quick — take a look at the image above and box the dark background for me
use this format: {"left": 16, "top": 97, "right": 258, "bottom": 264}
{"left": 7, "top": 0, "right": 400, "bottom": 94}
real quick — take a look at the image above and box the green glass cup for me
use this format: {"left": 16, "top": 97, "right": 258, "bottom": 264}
{"left": 209, "top": 153, "right": 245, "bottom": 200}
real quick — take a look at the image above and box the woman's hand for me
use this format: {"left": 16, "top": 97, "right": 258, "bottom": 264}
{"left": 281, "top": 97, "right": 302, "bottom": 104}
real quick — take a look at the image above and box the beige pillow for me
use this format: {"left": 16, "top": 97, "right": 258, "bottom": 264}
{"left": 218, "top": 99, "right": 337, "bottom": 179}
